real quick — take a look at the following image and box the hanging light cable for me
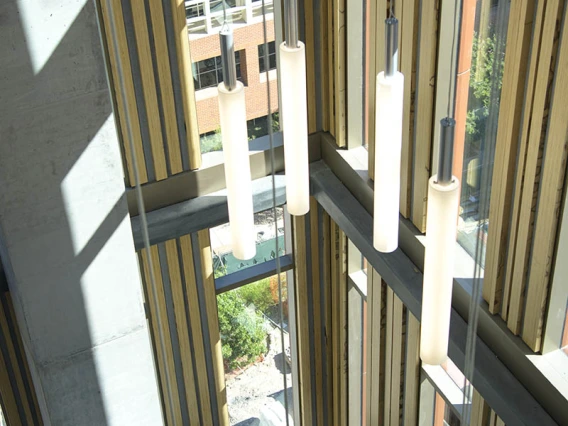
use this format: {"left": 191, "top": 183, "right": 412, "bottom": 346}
{"left": 218, "top": 23, "right": 256, "bottom": 260}
{"left": 280, "top": 0, "right": 309, "bottom": 216}
{"left": 420, "top": 118, "right": 460, "bottom": 365}
{"left": 373, "top": 9, "right": 405, "bottom": 253}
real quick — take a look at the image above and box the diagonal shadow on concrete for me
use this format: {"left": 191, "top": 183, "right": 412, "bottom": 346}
{"left": 0, "top": 0, "right": 149, "bottom": 424}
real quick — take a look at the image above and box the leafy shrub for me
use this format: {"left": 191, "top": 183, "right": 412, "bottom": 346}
{"left": 237, "top": 278, "right": 275, "bottom": 313}
{"left": 217, "top": 290, "right": 267, "bottom": 369}
{"left": 268, "top": 273, "right": 287, "bottom": 304}
{"left": 200, "top": 128, "right": 223, "bottom": 153}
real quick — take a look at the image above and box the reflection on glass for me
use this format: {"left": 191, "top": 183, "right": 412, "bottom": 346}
{"left": 420, "top": 368, "right": 469, "bottom": 426}
{"left": 193, "top": 53, "right": 242, "bottom": 91}
{"left": 562, "top": 305, "right": 568, "bottom": 354}
{"left": 348, "top": 277, "right": 366, "bottom": 425}
{"left": 210, "top": 207, "right": 285, "bottom": 277}
{"left": 217, "top": 273, "right": 293, "bottom": 425}
{"left": 187, "top": 0, "right": 279, "bottom": 154}
{"left": 456, "top": 0, "right": 509, "bottom": 265}
{"left": 434, "top": 392, "right": 462, "bottom": 426}
{"left": 442, "top": 358, "right": 468, "bottom": 391}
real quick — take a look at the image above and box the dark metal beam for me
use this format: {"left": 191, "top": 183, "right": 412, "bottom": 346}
{"left": 127, "top": 132, "right": 322, "bottom": 215}
{"left": 319, "top": 132, "right": 568, "bottom": 426}
{"left": 215, "top": 255, "right": 294, "bottom": 294}
{"left": 131, "top": 175, "right": 287, "bottom": 250}
{"left": 310, "top": 160, "right": 557, "bottom": 426}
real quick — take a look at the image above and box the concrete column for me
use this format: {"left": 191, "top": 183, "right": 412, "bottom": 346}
{"left": 0, "top": 1, "right": 163, "bottom": 425}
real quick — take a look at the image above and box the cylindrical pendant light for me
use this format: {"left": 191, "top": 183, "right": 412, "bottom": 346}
{"left": 373, "top": 17, "right": 404, "bottom": 253}
{"left": 280, "top": 0, "right": 309, "bottom": 216}
{"left": 420, "top": 118, "right": 460, "bottom": 365}
{"left": 218, "top": 24, "right": 256, "bottom": 260}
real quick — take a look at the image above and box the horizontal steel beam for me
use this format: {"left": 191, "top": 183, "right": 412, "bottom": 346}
{"left": 319, "top": 132, "right": 568, "bottom": 425}
{"left": 310, "top": 160, "right": 557, "bottom": 426}
{"left": 131, "top": 175, "right": 287, "bottom": 250}
{"left": 127, "top": 132, "right": 321, "bottom": 215}
{"left": 215, "top": 254, "right": 294, "bottom": 294}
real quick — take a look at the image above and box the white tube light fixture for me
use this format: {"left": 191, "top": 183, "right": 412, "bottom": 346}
{"left": 420, "top": 118, "right": 460, "bottom": 365}
{"left": 280, "top": 0, "right": 309, "bottom": 216}
{"left": 373, "top": 17, "right": 404, "bottom": 253}
{"left": 218, "top": 24, "right": 256, "bottom": 260}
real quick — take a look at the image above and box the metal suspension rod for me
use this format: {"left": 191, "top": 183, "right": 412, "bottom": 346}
{"left": 220, "top": 22, "right": 237, "bottom": 90}
{"left": 284, "top": 0, "right": 299, "bottom": 48}
{"left": 385, "top": 17, "right": 398, "bottom": 77}
{"left": 437, "top": 117, "right": 456, "bottom": 185}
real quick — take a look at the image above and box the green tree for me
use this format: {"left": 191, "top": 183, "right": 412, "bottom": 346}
{"left": 466, "top": 30, "right": 504, "bottom": 143}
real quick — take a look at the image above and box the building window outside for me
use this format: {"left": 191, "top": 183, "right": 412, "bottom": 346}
{"left": 188, "top": 5, "right": 280, "bottom": 155}
{"left": 209, "top": 0, "right": 238, "bottom": 13}
{"left": 193, "top": 52, "right": 242, "bottom": 91}
{"left": 200, "top": 112, "right": 280, "bottom": 153}
{"left": 185, "top": 1, "right": 205, "bottom": 19}
{"left": 247, "top": 112, "right": 280, "bottom": 140}
{"left": 258, "top": 41, "right": 277, "bottom": 73}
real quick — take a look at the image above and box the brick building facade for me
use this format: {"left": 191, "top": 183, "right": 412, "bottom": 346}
{"left": 189, "top": 19, "right": 279, "bottom": 135}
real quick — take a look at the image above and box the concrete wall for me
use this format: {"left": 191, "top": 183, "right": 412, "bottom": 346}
{"left": 0, "top": 0, "right": 163, "bottom": 424}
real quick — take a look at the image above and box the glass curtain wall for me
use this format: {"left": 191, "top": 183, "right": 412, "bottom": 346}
{"left": 186, "top": 0, "right": 281, "bottom": 155}
{"left": 188, "top": 0, "right": 293, "bottom": 422}
{"left": 456, "top": 0, "right": 510, "bottom": 266}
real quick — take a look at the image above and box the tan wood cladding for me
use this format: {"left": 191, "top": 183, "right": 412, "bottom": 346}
{"left": 333, "top": 0, "right": 347, "bottom": 145}
{"left": 139, "top": 234, "right": 228, "bottom": 425}
{"left": 291, "top": 203, "right": 350, "bottom": 426}
{"left": 291, "top": 200, "right": 338, "bottom": 426}
{"left": 482, "top": 0, "right": 567, "bottom": 352}
{"left": 483, "top": 0, "right": 536, "bottom": 315}
{"left": 0, "top": 291, "right": 43, "bottom": 426}
{"left": 364, "top": 267, "right": 420, "bottom": 426}
{"left": 319, "top": 0, "right": 347, "bottom": 143}
{"left": 98, "top": 0, "right": 201, "bottom": 187}
{"left": 303, "top": 0, "right": 317, "bottom": 134}
{"left": 291, "top": 213, "right": 314, "bottom": 426}
{"left": 98, "top": 0, "right": 147, "bottom": 185}
{"left": 523, "top": 1, "right": 568, "bottom": 350}
{"left": 411, "top": 0, "right": 439, "bottom": 233}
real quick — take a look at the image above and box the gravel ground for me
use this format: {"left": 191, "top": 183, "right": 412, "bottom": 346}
{"left": 225, "top": 326, "right": 294, "bottom": 426}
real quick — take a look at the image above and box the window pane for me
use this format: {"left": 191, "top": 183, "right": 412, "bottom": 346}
{"left": 247, "top": 112, "right": 279, "bottom": 140}
{"left": 456, "top": 0, "right": 510, "bottom": 266}
{"left": 188, "top": 3, "right": 280, "bottom": 153}
{"left": 347, "top": 279, "right": 365, "bottom": 425}
{"left": 210, "top": 206, "right": 285, "bottom": 278}
{"left": 442, "top": 358, "right": 468, "bottom": 391}
{"left": 422, "top": 358, "right": 472, "bottom": 424}
{"left": 217, "top": 273, "right": 293, "bottom": 424}
{"left": 198, "top": 70, "right": 218, "bottom": 89}
{"left": 258, "top": 41, "right": 277, "bottom": 73}
{"left": 199, "top": 57, "right": 217, "bottom": 71}
{"left": 562, "top": 305, "right": 568, "bottom": 354}
{"left": 185, "top": 2, "right": 204, "bottom": 19}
